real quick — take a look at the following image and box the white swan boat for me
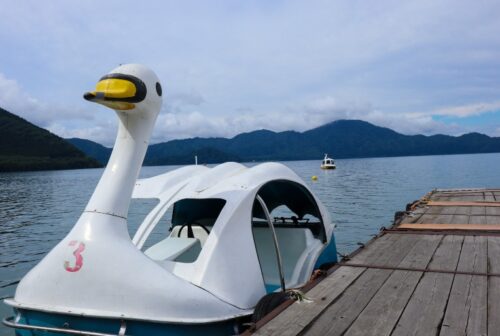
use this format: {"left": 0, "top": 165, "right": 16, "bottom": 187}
{"left": 320, "top": 154, "right": 336, "bottom": 170}
{"left": 3, "top": 64, "right": 338, "bottom": 335}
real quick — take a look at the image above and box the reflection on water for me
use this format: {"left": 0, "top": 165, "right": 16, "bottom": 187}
{"left": 1, "top": 153, "right": 500, "bottom": 334}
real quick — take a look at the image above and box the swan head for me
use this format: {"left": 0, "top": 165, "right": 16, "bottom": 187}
{"left": 84, "top": 64, "right": 162, "bottom": 116}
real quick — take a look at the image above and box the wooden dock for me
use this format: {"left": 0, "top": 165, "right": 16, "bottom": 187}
{"left": 249, "top": 188, "right": 500, "bottom": 336}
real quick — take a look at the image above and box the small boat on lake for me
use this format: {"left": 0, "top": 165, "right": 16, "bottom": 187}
{"left": 3, "top": 64, "right": 338, "bottom": 335}
{"left": 320, "top": 153, "right": 336, "bottom": 170}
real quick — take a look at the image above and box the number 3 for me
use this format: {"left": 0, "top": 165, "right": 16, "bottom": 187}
{"left": 64, "top": 240, "right": 85, "bottom": 272}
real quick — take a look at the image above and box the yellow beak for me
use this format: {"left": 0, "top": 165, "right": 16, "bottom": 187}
{"left": 84, "top": 74, "right": 147, "bottom": 110}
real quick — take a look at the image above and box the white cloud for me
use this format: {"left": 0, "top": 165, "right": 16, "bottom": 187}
{"left": 50, "top": 126, "right": 114, "bottom": 146}
{"left": 430, "top": 102, "right": 500, "bottom": 118}
{"left": 0, "top": 72, "right": 95, "bottom": 128}
{"left": 0, "top": 73, "right": 46, "bottom": 124}
{"left": 150, "top": 94, "right": 473, "bottom": 144}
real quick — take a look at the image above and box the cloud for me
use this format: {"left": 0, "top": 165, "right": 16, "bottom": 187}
{"left": 48, "top": 122, "right": 117, "bottom": 145}
{"left": 164, "top": 90, "right": 206, "bottom": 114}
{"left": 0, "top": 72, "right": 46, "bottom": 124}
{"left": 0, "top": 72, "right": 94, "bottom": 128}
{"left": 150, "top": 94, "right": 468, "bottom": 144}
{"left": 430, "top": 102, "right": 500, "bottom": 118}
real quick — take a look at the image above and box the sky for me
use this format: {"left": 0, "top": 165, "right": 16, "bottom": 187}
{"left": 0, "top": 0, "right": 499, "bottom": 146}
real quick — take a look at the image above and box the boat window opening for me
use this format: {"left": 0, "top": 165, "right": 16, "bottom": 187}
{"left": 139, "top": 205, "right": 174, "bottom": 251}
{"left": 127, "top": 198, "right": 160, "bottom": 241}
{"left": 142, "top": 198, "right": 225, "bottom": 263}
{"left": 251, "top": 180, "right": 326, "bottom": 293}
{"left": 251, "top": 180, "right": 325, "bottom": 242}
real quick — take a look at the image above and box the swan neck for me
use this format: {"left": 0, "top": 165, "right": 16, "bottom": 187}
{"left": 84, "top": 111, "right": 156, "bottom": 218}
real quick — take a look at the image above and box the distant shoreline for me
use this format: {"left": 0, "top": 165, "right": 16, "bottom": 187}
{"left": 3, "top": 151, "right": 500, "bottom": 174}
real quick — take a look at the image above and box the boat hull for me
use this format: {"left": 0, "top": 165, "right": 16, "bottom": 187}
{"left": 5, "top": 308, "right": 243, "bottom": 336}
{"left": 320, "top": 165, "right": 336, "bottom": 170}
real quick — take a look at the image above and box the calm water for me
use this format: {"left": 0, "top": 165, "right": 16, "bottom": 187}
{"left": 1, "top": 153, "right": 500, "bottom": 334}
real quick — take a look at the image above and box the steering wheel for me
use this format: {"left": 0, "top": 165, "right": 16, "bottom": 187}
{"left": 177, "top": 222, "right": 210, "bottom": 238}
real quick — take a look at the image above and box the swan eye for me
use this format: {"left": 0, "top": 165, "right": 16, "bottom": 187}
{"left": 156, "top": 82, "right": 162, "bottom": 96}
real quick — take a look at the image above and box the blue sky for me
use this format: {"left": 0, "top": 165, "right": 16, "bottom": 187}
{"left": 1, "top": 0, "right": 499, "bottom": 146}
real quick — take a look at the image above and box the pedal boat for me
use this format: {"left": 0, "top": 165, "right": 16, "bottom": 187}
{"left": 3, "top": 64, "right": 338, "bottom": 336}
{"left": 320, "top": 153, "right": 336, "bottom": 170}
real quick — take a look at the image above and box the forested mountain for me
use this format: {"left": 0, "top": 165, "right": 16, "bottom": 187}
{"left": 0, "top": 107, "right": 101, "bottom": 172}
{"left": 66, "top": 138, "right": 112, "bottom": 165}
{"left": 69, "top": 120, "right": 500, "bottom": 166}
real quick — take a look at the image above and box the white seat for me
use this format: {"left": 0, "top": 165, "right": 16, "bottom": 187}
{"left": 170, "top": 225, "right": 210, "bottom": 246}
{"left": 144, "top": 237, "right": 200, "bottom": 261}
{"left": 253, "top": 227, "right": 321, "bottom": 290}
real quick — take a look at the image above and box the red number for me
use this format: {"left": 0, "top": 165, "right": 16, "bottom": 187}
{"left": 64, "top": 240, "right": 85, "bottom": 272}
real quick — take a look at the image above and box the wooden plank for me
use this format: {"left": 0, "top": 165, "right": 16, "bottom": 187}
{"left": 452, "top": 206, "right": 472, "bottom": 215}
{"left": 427, "top": 201, "right": 500, "bottom": 207}
{"left": 401, "top": 214, "right": 423, "bottom": 225}
{"left": 486, "top": 214, "right": 500, "bottom": 225}
{"left": 469, "top": 215, "right": 488, "bottom": 224}
{"left": 455, "top": 196, "right": 482, "bottom": 202}
{"left": 254, "top": 234, "right": 406, "bottom": 336}
{"left": 422, "top": 192, "right": 496, "bottom": 201}
{"left": 301, "top": 235, "right": 420, "bottom": 336}
{"left": 415, "top": 214, "right": 454, "bottom": 224}
{"left": 486, "top": 206, "right": 500, "bottom": 217}
{"left": 342, "top": 235, "right": 442, "bottom": 336}
{"left": 398, "top": 223, "right": 500, "bottom": 231}
{"left": 470, "top": 206, "right": 487, "bottom": 216}
{"left": 471, "top": 193, "right": 486, "bottom": 202}
{"left": 450, "top": 214, "right": 470, "bottom": 225}
{"left": 440, "top": 236, "right": 488, "bottom": 336}
{"left": 391, "top": 235, "right": 464, "bottom": 336}
{"left": 433, "top": 206, "right": 457, "bottom": 216}
{"left": 351, "top": 234, "right": 405, "bottom": 264}
{"left": 488, "top": 237, "right": 500, "bottom": 335}
{"left": 433, "top": 194, "right": 490, "bottom": 198}
{"left": 420, "top": 206, "right": 446, "bottom": 215}
{"left": 403, "top": 205, "right": 446, "bottom": 224}
{"left": 485, "top": 192, "right": 495, "bottom": 202}
{"left": 401, "top": 210, "right": 427, "bottom": 224}
{"left": 436, "top": 189, "right": 500, "bottom": 194}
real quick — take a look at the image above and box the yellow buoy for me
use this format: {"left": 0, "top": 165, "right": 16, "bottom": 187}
{"left": 311, "top": 175, "right": 318, "bottom": 181}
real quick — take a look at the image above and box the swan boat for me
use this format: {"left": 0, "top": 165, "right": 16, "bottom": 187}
{"left": 3, "top": 64, "right": 338, "bottom": 335}
{"left": 320, "top": 154, "right": 336, "bottom": 170}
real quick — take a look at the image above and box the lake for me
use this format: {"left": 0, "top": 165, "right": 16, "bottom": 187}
{"left": 1, "top": 152, "right": 500, "bottom": 335}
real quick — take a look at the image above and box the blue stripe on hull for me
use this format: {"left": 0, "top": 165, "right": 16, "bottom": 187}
{"left": 14, "top": 309, "right": 240, "bottom": 336}
{"left": 315, "top": 232, "right": 338, "bottom": 268}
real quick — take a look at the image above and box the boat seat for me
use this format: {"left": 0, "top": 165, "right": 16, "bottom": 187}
{"left": 170, "top": 225, "right": 210, "bottom": 247}
{"left": 144, "top": 237, "right": 201, "bottom": 262}
{"left": 252, "top": 227, "right": 321, "bottom": 291}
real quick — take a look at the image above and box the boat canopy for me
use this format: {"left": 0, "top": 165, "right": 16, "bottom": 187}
{"left": 132, "top": 162, "right": 333, "bottom": 310}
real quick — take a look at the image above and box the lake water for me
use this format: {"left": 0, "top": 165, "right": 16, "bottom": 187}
{"left": 1, "top": 153, "right": 500, "bottom": 334}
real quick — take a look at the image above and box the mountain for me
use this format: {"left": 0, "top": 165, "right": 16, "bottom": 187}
{"left": 71, "top": 120, "right": 500, "bottom": 166}
{"left": 305, "top": 120, "right": 500, "bottom": 158}
{"left": 0, "top": 107, "right": 101, "bottom": 172}
{"left": 66, "top": 138, "right": 112, "bottom": 165}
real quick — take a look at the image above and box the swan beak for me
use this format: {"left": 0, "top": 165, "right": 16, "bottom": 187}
{"left": 84, "top": 74, "right": 147, "bottom": 111}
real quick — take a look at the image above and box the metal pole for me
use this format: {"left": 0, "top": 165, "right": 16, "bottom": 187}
{"left": 256, "top": 195, "right": 286, "bottom": 291}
